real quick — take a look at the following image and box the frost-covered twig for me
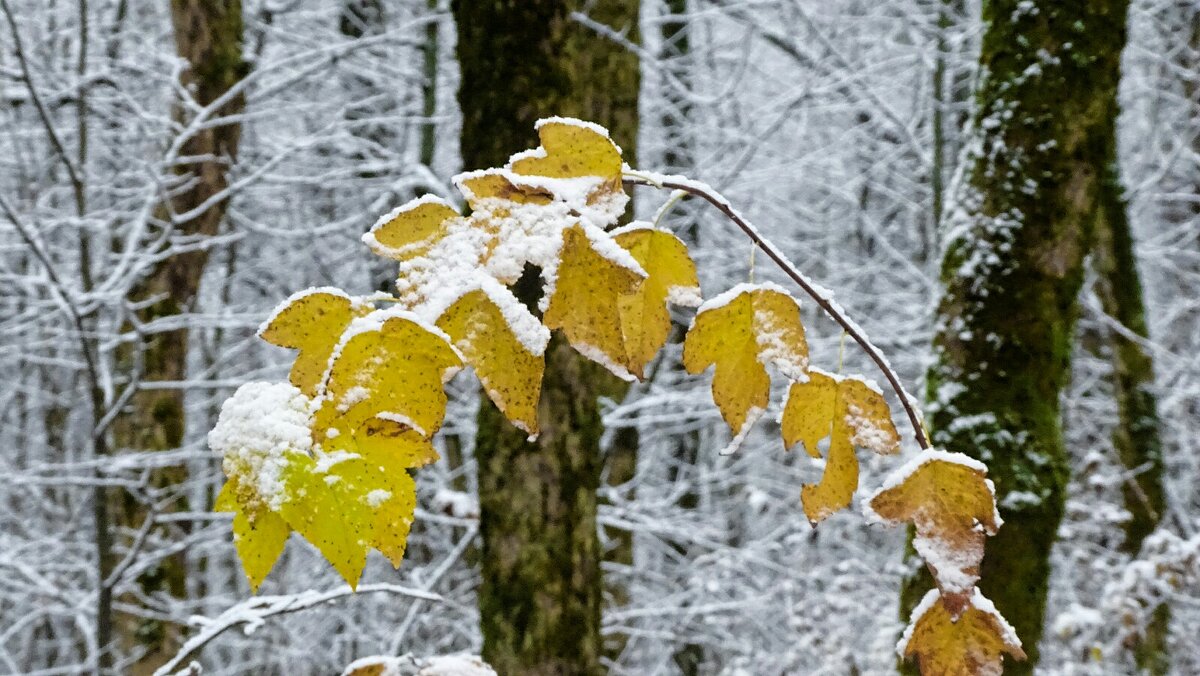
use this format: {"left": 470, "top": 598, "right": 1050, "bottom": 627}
{"left": 624, "top": 171, "right": 931, "bottom": 449}
{"left": 154, "top": 584, "right": 444, "bottom": 676}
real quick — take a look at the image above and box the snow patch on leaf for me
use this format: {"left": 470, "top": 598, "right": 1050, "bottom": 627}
{"left": 209, "top": 382, "right": 315, "bottom": 512}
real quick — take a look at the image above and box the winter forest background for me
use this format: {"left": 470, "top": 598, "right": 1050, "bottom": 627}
{"left": 2, "top": 0, "right": 1199, "bottom": 674}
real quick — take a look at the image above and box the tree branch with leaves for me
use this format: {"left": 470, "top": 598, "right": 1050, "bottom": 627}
{"left": 208, "top": 118, "right": 1023, "bottom": 675}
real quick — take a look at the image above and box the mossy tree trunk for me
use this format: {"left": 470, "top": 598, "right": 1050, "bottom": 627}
{"left": 905, "top": 1, "right": 1132, "bottom": 673}
{"left": 113, "top": 2, "right": 246, "bottom": 673}
{"left": 452, "top": 1, "right": 638, "bottom": 673}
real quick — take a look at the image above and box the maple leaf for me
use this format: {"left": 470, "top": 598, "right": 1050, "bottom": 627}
{"left": 259, "top": 289, "right": 368, "bottom": 396}
{"left": 276, "top": 449, "right": 373, "bottom": 587}
{"left": 311, "top": 312, "right": 462, "bottom": 443}
{"left": 543, "top": 224, "right": 646, "bottom": 378}
{"left": 362, "top": 195, "right": 461, "bottom": 262}
{"left": 434, "top": 284, "right": 548, "bottom": 435}
{"left": 509, "top": 117, "right": 624, "bottom": 195}
{"left": 865, "top": 450, "right": 1002, "bottom": 615}
{"left": 900, "top": 588, "right": 1025, "bottom": 676}
{"left": 271, "top": 420, "right": 434, "bottom": 586}
{"left": 682, "top": 283, "right": 809, "bottom": 445}
{"left": 214, "top": 478, "right": 290, "bottom": 593}
{"left": 323, "top": 423, "right": 430, "bottom": 567}
{"left": 612, "top": 224, "right": 701, "bottom": 378}
{"left": 781, "top": 368, "right": 900, "bottom": 523}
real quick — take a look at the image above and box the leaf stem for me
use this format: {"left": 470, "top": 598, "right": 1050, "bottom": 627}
{"left": 624, "top": 173, "right": 931, "bottom": 450}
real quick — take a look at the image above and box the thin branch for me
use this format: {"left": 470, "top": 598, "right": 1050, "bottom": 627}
{"left": 153, "top": 584, "right": 444, "bottom": 676}
{"left": 0, "top": 0, "right": 87, "bottom": 202}
{"left": 624, "top": 171, "right": 931, "bottom": 450}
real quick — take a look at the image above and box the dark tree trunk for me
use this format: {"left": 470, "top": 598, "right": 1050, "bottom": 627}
{"left": 114, "top": 2, "right": 246, "bottom": 673}
{"left": 453, "top": 1, "right": 638, "bottom": 673}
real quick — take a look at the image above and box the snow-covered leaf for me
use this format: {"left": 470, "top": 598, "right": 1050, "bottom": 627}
{"left": 866, "top": 450, "right": 1001, "bottom": 615}
{"left": 899, "top": 588, "right": 1025, "bottom": 675}
{"left": 543, "top": 224, "right": 645, "bottom": 379}
{"left": 435, "top": 287, "right": 546, "bottom": 435}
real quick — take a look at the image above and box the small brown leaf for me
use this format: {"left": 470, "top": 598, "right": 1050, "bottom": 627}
{"left": 900, "top": 588, "right": 1025, "bottom": 676}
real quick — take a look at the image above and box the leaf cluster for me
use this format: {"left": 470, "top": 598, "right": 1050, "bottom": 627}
{"left": 210, "top": 118, "right": 1021, "bottom": 674}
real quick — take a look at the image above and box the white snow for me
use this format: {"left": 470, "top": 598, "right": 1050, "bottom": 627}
{"left": 418, "top": 655, "right": 498, "bottom": 676}
{"left": 433, "top": 488, "right": 480, "bottom": 520}
{"left": 313, "top": 450, "right": 358, "bottom": 474}
{"left": 364, "top": 489, "right": 392, "bottom": 508}
{"left": 694, "top": 281, "right": 784, "bottom": 315}
{"left": 535, "top": 115, "right": 619, "bottom": 147}
{"left": 341, "top": 654, "right": 496, "bottom": 676}
{"left": 753, "top": 305, "right": 808, "bottom": 381}
{"left": 208, "top": 382, "right": 315, "bottom": 511}
{"left": 722, "top": 406, "right": 765, "bottom": 455}
{"left": 845, "top": 402, "right": 897, "bottom": 455}
{"left": 420, "top": 277, "right": 550, "bottom": 355}
{"left": 572, "top": 341, "right": 637, "bottom": 382}
{"left": 375, "top": 411, "right": 428, "bottom": 438}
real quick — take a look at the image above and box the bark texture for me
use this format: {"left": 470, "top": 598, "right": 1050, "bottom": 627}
{"left": 113, "top": 2, "right": 246, "bottom": 673}
{"left": 452, "top": 1, "right": 638, "bottom": 673}
{"left": 905, "top": 1, "right": 1132, "bottom": 673}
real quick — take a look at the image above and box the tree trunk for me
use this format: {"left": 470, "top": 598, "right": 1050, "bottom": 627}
{"left": 906, "top": 1, "right": 1131, "bottom": 673}
{"left": 113, "top": 2, "right": 246, "bottom": 673}
{"left": 1093, "top": 151, "right": 1165, "bottom": 558}
{"left": 1089, "top": 19, "right": 1169, "bottom": 676}
{"left": 453, "top": 1, "right": 638, "bottom": 672}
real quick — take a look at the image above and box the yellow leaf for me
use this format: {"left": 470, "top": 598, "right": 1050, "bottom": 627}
{"left": 355, "top": 443, "right": 419, "bottom": 567}
{"left": 613, "top": 225, "right": 701, "bottom": 378}
{"left": 312, "top": 313, "right": 462, "bottom": 442}
{"left": 682, "top": 284, "right": 809, "bottom": 439}
{"left": 866, "top": 451, "right": 1001, "bottom": 615}
{"left": 259, "top": 290, "right": 368, "bottom": 396}
{"left": 362, "top": 196, "right": 460, "bottom": 261}
{"left": 215, "top": 480, "right": 289, "bottom": 593}
{"left": 509, "top": 118, "right": 623, "bottom": 182}
{"left": 900, "top": 588, "right": 1025, "bottom": 676}
{"left": 435, "top": 287, "right": 546, "bottom": 435}
{"left": 277, "top": 445, "right": 423, "bottom": 586}
{"left": 277, "top": 450, "right": 371, "bottom": 587}
{"left": 780, "top": 371, "right": 839, "bottom": 460}
{"left": 782, "top": 369, "right": 901, "bottom": 523}
{"left": 544, "top": 224, "right": 645, "bottom": 378}
{"left": 340, "top": 417, "right": 440, "bottom": 469}
{"left": 306, "top": 421, "right": 431, "bottom": 569}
